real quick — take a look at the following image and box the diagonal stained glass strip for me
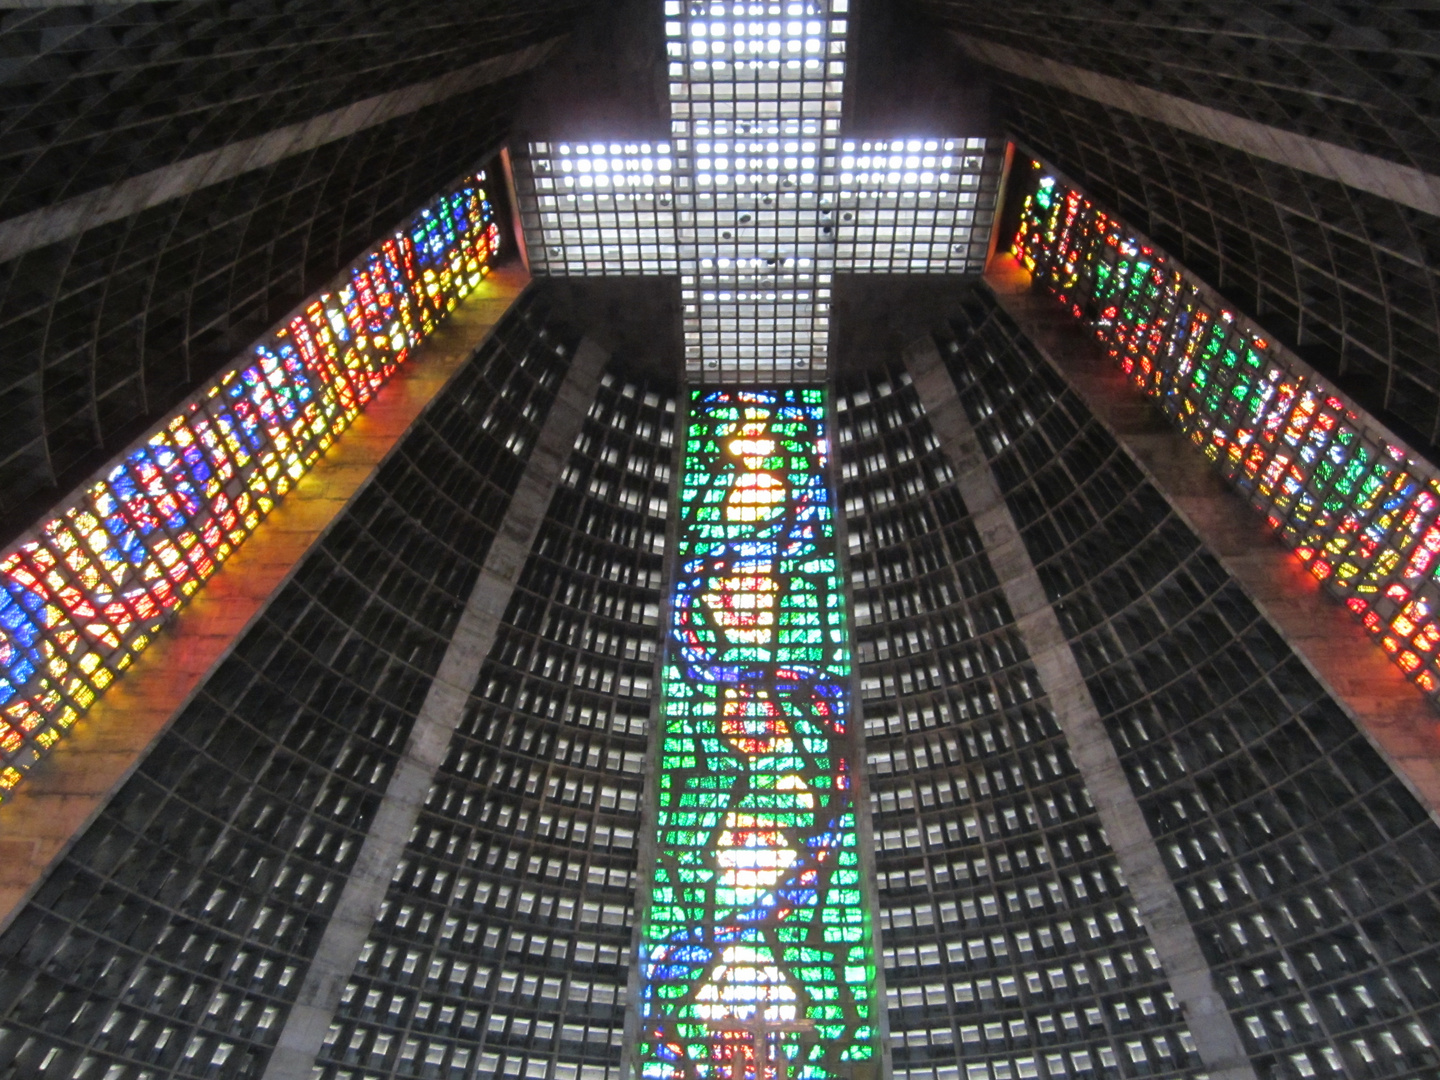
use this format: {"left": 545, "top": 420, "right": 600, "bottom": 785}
{"left": 1011, "top": 165, "right": 1440, "bottom": 706}
{"left": 0, "top": 174, "right": 499, "bottom": 796}
{"left": 640, "top": 387, "right": 876, "bottom": 1080}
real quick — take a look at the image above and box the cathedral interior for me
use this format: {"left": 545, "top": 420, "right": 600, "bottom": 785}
{"left": 0, "top": 3, "right": 1438, "bottom": 1080}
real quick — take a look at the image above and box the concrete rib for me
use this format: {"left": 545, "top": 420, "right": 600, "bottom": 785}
{"left": 904, "top": 336, "right": 1258, "bottom": 1080}
{"left": 952, "top": 33, "right": 1440, "bottom": 219}
{"left": 260, "top": 336, "right": 609, "bottom": 1080}
{"left": 0, "top": 40, "right": 559, "bottom": 262}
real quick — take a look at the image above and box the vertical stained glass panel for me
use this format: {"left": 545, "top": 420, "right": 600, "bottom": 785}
{"left": 640, "top": 387, "right": 876, "bottom": 1080}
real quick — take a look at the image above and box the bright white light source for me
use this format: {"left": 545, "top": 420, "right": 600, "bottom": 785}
{"left": 514, "top": 0, "right": 997, "bottom": 383}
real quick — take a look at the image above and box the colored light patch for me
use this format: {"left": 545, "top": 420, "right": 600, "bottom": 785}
{"left": 0, "top": 174, "right": 500, "bottom": 798}
{"left": 1014, "top": 164, "right": 1440, "bottom": 705}
{"left": 640, "top": 387, "right": 875, "bottom": 1080}
{"left": 720, "top": 694, "right": 791, "bottom": 756}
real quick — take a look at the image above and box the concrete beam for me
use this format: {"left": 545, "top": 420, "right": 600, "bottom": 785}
{"left": 952, "top": 33, "right": 1440, "bottom": 219}
{"left": 986, "top": 257, "right": 1440, "bottom": 825}
{"left": 0, "top": 39, "right": 559, "bottom": 263}
{"left": 904, "top": 336, "right": 1258, "bottom": 1080}
{"left": 0, "top": 2, "right": 189, "bottom": 7}
{"left": 260, "top": 334, "right": 609, "bottom": 1080}
{"left": 0, "top": 267, "right": 531, "bottom": 936}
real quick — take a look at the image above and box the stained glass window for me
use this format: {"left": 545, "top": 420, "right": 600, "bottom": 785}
{"left": 1011, "top": 163, "right": 1440, "bottom": 705}
{"left": 640, "top": 387, "right": 876, "bottom": 1080}
{"left": 0, "top": 174, "right": 500, "bottom": 796}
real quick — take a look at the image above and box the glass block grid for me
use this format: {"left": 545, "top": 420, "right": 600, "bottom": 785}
{"left": 1012, "top": 166, "right": 1440, "bottom": 708}
{"left": 0, "top": 173, "right": 501, "bottom": 797}
{"left": 837, "top": 370, "right": 1205, "bottom": 1080}
{"left": 514, "top": 144, "right": 681, "bottom": 276}
{"left": 938, "top": 285, "right": 1440, "bottom": 1080}
{"left": 0, "top": 290, "right": 571, "bottom": 1080}
{"left": 669, "top": 1, "right": 845, "bottom": 384}
{"left": 313, "top": 368, "right": 672, "bottom": 1080}
{"left": 641, "top": 388, "right": 876, "bottom": 1080}
{"left": 834, "top": 139, "right": 997, "bottom": 274}
{"left": 512, "top": 0, "right": 1004, "bottom": 384}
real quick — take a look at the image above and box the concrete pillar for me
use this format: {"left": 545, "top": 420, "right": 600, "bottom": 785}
{"left": 261, "top": 336, "right": 610, "bottom": 1080}
{"left": 0, "top": 270, "right": 529, "bottom": 937}
{"left": 985, "top": 264, "right": 1440, "bottom": 825}
{"left": 904, "top": 337, "right": 1257, "bottom": 1080}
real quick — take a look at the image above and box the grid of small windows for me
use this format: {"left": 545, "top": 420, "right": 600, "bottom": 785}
{"left": 938, "top": 284, "right": 1440, "bottom": 1080}
{"left": 0, "top": 0, "right": 588, "bottom": 523}
{"left": 1011, "top": 164, "right": 1440, "bottom": 707}
{"left": 514, "top": 0, "right": 1003, "bottom": 386}
{"left": 834, "top": 139, "right": 1000, "bottom": 274}
{"left": 836, "top": 370, "right": 1204, "bottom": 1080}
{"left": 0, "top": 176, "right": 499, "bottom": 802}
{"left": 0, "top": 1, "right": 585, "bottom": 221}
{"left": 0, "top": 84, "right": 527, "bottom": 527}
{"left": 519, "top": 1, "right": 984, "bottom": 383}
{"left": 910, "top": 0, "right": 1440, "bottom": 177}
{"left": 667, "top": 0, "right": 846, "bottom": 383}
{"left": 515, "top": 144, "right": 681, "bottom": 277}
{"left": 0, "top": 292, "right": 574, "bottom": 1080}
{"left": 312, "top": 369, "right": 675, "bottom": 1080}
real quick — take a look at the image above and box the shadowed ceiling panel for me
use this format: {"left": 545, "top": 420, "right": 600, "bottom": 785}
{"left": 898, "top": 0, "right": 1440, "bottom": 457}
{"left": 908, "top": 0, "right": 1440, "bottom": 172}
{"left": 983, "top": 69, "right": 1440, "bottom": 455}
{"left": 0, "top": 0, "right": 572, "bottom": 218}
{"left": 0, "top": 0, "right": 603, "bottom": 538}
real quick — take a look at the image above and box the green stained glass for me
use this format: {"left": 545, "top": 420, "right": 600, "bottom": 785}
{"left": 1011, "top": 163, "right": 1440, "bottom": 705}
{"left": 639, "top": 388, "right": 876, "bottom": 1080}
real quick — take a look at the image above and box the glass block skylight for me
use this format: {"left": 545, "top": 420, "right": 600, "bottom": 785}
{"left": 512, "top": 0, "right": 1002, "bottom": 384}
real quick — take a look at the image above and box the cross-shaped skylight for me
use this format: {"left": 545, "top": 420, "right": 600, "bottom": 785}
{"left": 513, "top": 0, "right": 1003, "bottom": 383}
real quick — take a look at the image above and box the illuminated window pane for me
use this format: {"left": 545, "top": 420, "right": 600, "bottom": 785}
{"left": 1011, "top": 164, "right": 1440, "bottom": 704}
{"left": 0, "top": 176, "right": 500, "bottom": 794}
{"left": 640, "top": 387, "right": 876, "bottom": 1080}
{"left": 512, "top": 1, "right": 1004, "bottom": 386}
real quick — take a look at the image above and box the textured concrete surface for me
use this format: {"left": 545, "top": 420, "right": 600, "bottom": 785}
{"left": 0, "top": 41, "right": 559, "bottom": 261}
{"left": 986, "top": 258, "right": 1440, "bottom": 827}
{"left": 0, "top": 0, "right": 185, "bottom": 6}
{"left": 260, "top": 334, "right": 609, "bottom": 1080}
{"left": 905, "top": 336, "right": 1258, "bottom": 1080}
{"left": 953, "top": 33, "right": 1440, "bottom": 219}
{"left": 0, "top": 266, "right": 531, "bottom": 935}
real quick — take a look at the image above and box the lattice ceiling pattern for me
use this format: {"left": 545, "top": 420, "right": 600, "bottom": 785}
{"left": 908, "top": 0, "right": 1440, "bottom": 460}
{"left": 0, "top": 0, "right": 598, "bottom": 537}
{"left": 0, "top": 0, "right": 577, "bottom": 217}
{"left": 909, "top": 0, "right": 1440, "bottom": 173}
{"left": 512, "top": 0, "right": 1003, "bottom": 384}
{"left": 982, "top": 70, "right": 1440, "bottom": 452}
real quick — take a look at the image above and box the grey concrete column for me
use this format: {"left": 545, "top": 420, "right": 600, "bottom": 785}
{"left": 904, "top": 338, "right": 1257, "bottom": 1080}
{"left": 984, "top": 268, "right": 1440, "bottom": 823}
{"left": 262, "top": 336, "right": 609, "bottom": 1080}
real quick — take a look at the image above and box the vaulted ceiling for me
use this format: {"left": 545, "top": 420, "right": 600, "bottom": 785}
{"left": 0, "top": 0, "right": 596, "bottom": 536}
{"left": 910, "top": 0, "right": 1440, "bottom": 452}
{"left": 2, "top": 0, "right": 1436, "bottom": 540}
